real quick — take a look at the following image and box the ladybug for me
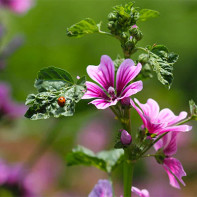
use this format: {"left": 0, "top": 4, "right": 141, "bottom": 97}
{"left": 57, "top": 96, "right": 66, "bottom": 107}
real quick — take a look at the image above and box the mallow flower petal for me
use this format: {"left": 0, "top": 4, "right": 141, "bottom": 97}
{"left": 163, "top": 165, "right": 180, "bottom": 189}
{"left": 89, "top": 99, "right": 117, "bottom": 109}
{"left": 158, "top": 109, "right": 188, "bottom": 126}
{"left": 119, "top": 81, "right": 143, "bottom": 99}
{"left": 131, "top": 99, "right": 147, "bottom": 128}
{"left": 82, "top": 82, "right": 108, "bottom": 99}
{"left": 157, "top": 124, "right": 192, "bottom": 135}
{"left": 116, "top": 60, "right": 141, "bottom": 96}
{"left": 163, "top": 132, "right": 178, "bottom": 156}
{"left": 163, "top": 158, "right": 186, "bottom": 188}
{"left": 131, "top": 186, "right": 150, "bottom": 197}
{"left": 87, "top": 55, "right": 115, "bottom": 91}
{"left": 134, "top": 98, "right": 160, "bottom": 122}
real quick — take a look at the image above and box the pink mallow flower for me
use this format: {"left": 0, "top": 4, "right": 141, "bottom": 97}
{"left": 89, "top": 179, "right": 149, "bottom": 197}
{"left": 0, "top": 83, "right": 27, "bottom": 120}
{"left": 82, "top": 55, "right": 143, "bottom": 109}
{"left": 154, "top": 132, "right": 186, "bottom": 189}
{"left": 131, "top": 98, "right": 192, "bottom": 135}
{"left": 0, "top": 0, "right": 33, "bottom": 14}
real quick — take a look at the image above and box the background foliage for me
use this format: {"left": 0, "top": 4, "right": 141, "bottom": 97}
{"left": 0, "top": 0, "right": 197, "bottom": 196}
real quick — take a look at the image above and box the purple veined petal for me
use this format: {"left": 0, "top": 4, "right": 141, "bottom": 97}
{"left": 163, "top": 158, "right": 186, "bottom": 188}
{"left": 163, "top": 165, "right": 180, "bottom": 189}
{"left": 158, "top": 109, "right": 188, "bottom": 126}
{"left": 82, "top": 81, "right": 108, "bottom": 100}
{"left": 116, "top": 60, "right": 141, "bottom": 96}
{"left": 88, "top": 179, "right": 113, "bottom": 197}
{"left": 89, "top": 99, "right": 117, "bottom": 109}
{"left": 87, "top": 55, "right": 115, "bottom": 91}
{"left": 145, "top": 118, "right": 167, "bottom": 134}
{"left": 156, "top": 124, "right": 192, "bottom": 135}
{"left": 154, "top": 137, "right": 164, "bottom": 152}
{"left": 118, "top": 81, "right": 143, "bottom": 99}
{"left": 131, "top": 186, "right": 150, "bottom": 197}
{"left": 163, "top": 132, "right": 178, "bottom": 156}
{"left": 131, "top": 99, "right": 147, "bottom": 128}
{"left": 134, "top": 98, "right": 160, "bottom": 122}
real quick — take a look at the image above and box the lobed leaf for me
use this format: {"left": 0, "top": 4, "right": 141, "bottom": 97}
{"left": 138, "top": 45, "right": 178, "bottom": 88}
{"left": 25, "top": 67, "right": 86, "bottom": 120}
{"left": 66, "top": 18, "right": 100, "bottom": 38}
{"left": 66, "top": 146, "right": 124, "bottom": 173}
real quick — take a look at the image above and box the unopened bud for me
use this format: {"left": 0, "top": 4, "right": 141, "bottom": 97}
{"left": 121, "top": 97, "right": 131, "bottom": 106}
{"left": 120, "top": 130, "right": 132, "bottom": 145}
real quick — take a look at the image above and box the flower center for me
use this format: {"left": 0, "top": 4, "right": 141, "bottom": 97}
{"left": 107, "top": 86, "right": 116, "bottom": 101}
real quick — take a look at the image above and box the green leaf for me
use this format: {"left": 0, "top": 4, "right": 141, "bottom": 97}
{"left": 25, "top": 67, "right": 86, "bottom": 120}
{"left": 138, "top": 45, "right": 178, "bottom": 88}
{"left": 189, "top": 100, "right": 197, "bottom": 120}
{"left": 139, "top": 9, "right": 160, "bottom": 21}
{"left": 66, "top": 18, "right": 100, "bottom": 38}
{"left": 37, "top": 66, "right": 74, "bottom": 84}
{"left": 66, "top": 146, "right": 124, "bottom": 173}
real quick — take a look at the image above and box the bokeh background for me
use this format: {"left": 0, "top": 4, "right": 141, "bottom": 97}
{"left": 0, "top": 0, "right": 197, "bottom": 196}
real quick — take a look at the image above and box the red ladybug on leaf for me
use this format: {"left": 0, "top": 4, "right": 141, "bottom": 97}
{"left": 57, "top": 96, "right": 66, "bottom": 107}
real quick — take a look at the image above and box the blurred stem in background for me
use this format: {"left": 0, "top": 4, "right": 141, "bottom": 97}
{"left": 25, "top": 118, "right": 64, "bottom": 169}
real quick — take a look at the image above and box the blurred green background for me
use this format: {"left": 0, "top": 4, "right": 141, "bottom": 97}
{"left": 0, "top": 0, "right": 197, "bottom": 196}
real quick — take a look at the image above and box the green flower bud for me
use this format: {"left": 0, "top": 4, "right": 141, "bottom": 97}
{"left": 108, "top": 12, "right": 117, "bottom": 21}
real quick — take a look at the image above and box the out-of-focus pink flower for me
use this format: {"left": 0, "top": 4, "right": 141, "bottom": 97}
{"left": 131, "top": 24, "right": 138, "bottom": 28}
{"left": 131, "top": 186, "right": 150, "bottom": 197}
{"left": 0, "top": 154, "right": 63, "bottom": 197}
{"left": 82, "top": 55, "right": 143, "bottom": 109}
{"left": 154, "top": 132, "right": 186, "bottom": 189}
{"left": 89, "top": 179, "right": 149, "bottom": 197}
{"left": 0, "top": 83, "right": 27, "bottom": 120}
{"left": 0, "top": 160, "right": 35, "bottom": 197}
{"left": 131, "top": 98, "right": 192, "bottom": 135}
{"left": 0, "top": 0, "right": 34, "bottom": 14}
{"left": 88, "top": 179, "right": 113, "bottom": 197}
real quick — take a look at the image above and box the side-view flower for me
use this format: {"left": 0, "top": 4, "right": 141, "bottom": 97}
{"left": 154, "top": 132, "right": 187, "bottom": 189}
{"left": 82, "top": 55, "right": 143, "bottom": 109}
{"left": 131, "top": 98, "right": 192, "bottom": 136}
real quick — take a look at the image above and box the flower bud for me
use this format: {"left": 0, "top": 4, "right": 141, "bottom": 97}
{"left": 121, "top": 97, "right": 131, "bottom": 106}
{"left": 108, "top": 13, "right": 117, "bottom": 21}
{"left": 120, "top": 130, "right": 132, "bottom": 145}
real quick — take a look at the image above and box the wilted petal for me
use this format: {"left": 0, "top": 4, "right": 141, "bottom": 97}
{"left": 131, "top": 186, "right": 150, "bottom": 197}
{"left": 119, "top": 81, "right": 143, "bottom": 99}
{"left": 88, "top": 179, "right": 113, "bottom": 197}
{"left": 90, "top": 99, "right": 117, "bottom": 109}
{"left": 163, "top": 158, "right": 186, "bottom": 189}
{"left": 87, "top": 55, "right": 115, "bottom": 91}
{"left": 116, "top": 60, "right": 141, "bottom": 96}
{"left": 82, "top": 82, "right": 108, "bottom": 99}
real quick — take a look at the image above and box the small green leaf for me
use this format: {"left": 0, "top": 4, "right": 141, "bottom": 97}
{"left": 67, "top": 18, "right": 100, "bottom": 38}
{"left": 139, "top": 9, "right": 159, "bottom": 21}
{"left": 25, "top": 67, "right": 86, "bottom": 120}
{"left": 189, "top": 100, "right": 197, "bottom": 120}
{"left": 66, "top": 146, "right": 124, "bottom": 173}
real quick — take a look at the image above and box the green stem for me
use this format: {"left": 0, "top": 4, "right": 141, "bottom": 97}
{"left": 124, "top": 150, "right": 134, "bottom": 197}
{"left": 176, "top": 116, "right": 192, "bottom": 125}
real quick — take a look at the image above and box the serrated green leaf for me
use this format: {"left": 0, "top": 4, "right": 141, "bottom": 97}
{"left": 37, "top": 66, "right": 74, "bottom": 84}
{"left": 66, "top": 146, "right": 124, "bottom": 173}
{"left": 67, "top": 18, "right": 100, "bottom": 38}
{"left": 25, "top": 67, "right": 86, "bottom": 120}
{"left": 138, "top": 45, "right": 178, "bottom": 88}
{"left": 139, "top": 9, "right": 159, "bottom": 21}
{"left": 189, "top": 100, "right": 197, "bottom": 120}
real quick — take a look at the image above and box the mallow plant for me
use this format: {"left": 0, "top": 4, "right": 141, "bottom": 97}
{"left": 24, "top": 2, "right": 197, "bottom": 197}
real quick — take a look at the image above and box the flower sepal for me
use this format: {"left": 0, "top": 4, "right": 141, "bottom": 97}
{"left": 155, "top": 149, "right": 165, "bottom": 164}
